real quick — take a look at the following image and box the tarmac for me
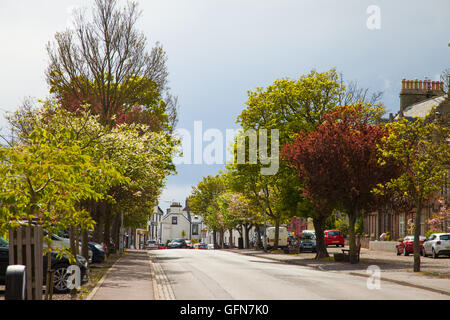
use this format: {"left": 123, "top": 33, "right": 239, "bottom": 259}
{"left": 84, "top": 247, "right": 450, "bottom": 300}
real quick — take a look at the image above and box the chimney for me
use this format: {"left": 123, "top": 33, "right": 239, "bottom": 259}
{"left": 399, "top": 77, "right": 445, "bottom": 114}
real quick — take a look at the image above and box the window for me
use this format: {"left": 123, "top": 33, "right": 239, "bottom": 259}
{"left": 172, "top": 216, "right": 178, "bottom": 225}
{"left": 440, "top": 235, "right": 450, "bottom": 240}
{"left": 192, "top": 224, "right": 199, "bottom": 235}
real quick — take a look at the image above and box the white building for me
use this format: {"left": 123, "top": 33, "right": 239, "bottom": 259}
{"left": 148, "top": 206, "right": 163, "bottom": 242}
{"left": 160, "top": 200, "right": 208, "bottom": 244}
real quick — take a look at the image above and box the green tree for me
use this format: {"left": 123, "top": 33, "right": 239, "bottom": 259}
{"left": 189, "top": 175, "right": 226, "bottom": 248}
{"left": 376, "top": 112, "right": 450, "bottom": 272}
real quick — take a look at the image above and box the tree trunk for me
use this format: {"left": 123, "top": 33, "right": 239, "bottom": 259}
{"left": 413, "top": 200, "right": 423, "bottom": 272}
{"left": 244, "top": 224, "right": 251, "bottom": 249}
{"left": 81, "top": 228, "right": 89, "bottom": 262}
{"left": 103, "top": 202, "right": 112, "bottom": 254}
{"left": 255, "top": 225, "right": 262, "bottom": 249}
{"left": 229, "top": 228, "right": 233, "bottom": 247}
{"left": 348, "top": 211, "right": 358, "bottom": 264}
{"left": 112, "top": 213, "right": 121, "bottom": 254}
{"left": 213, "top": 229, "right": 217, "bottom": 249}
{"left": 313, "top": 216, "right": 329, "bottom": 259}
{"left": 219, "top": 229, "right": 224, "bottom": 248}
{"left": 69, "top": 225, "right": 76, "bottom": 257}
{"left": 93, "top": 201, "right": 104, "bottom": 244}
{"left": 377, "top": 208, "right": 383, "bottom": 239}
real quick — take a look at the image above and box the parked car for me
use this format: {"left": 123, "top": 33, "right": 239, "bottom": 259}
{"left": 168, "top": 239, "right": 187, "bottom": 249}
{"left": 88, "top": 241, "right": 106, "bottom": 263}
{"left": 44, "top": 231, "right": 93, "bottom": 264}
{"left": 185, "top": 240, "right": 194, "bottom": 249}
{"left": 324, "top": 230, "right": 345, "bottom": 247}
{"left": 396, "top": 235, "right": 426, "bottom": 256}
{"left": 299, "top": 232, "right": 317, "bottom": 252}
{"left": 145, "top": 240, "right": 159, "bottom": 250}
{"left": 193, "top": 243, "right": 208, "bottom": 250}
{"left": 0, "top": 236, "right": 89, "bottom": 293}
{"left": 423, "top": 233, "right": 450, "bottom": 258}
{"left": 158, "top": 243, "right": 167, "bottom": 249}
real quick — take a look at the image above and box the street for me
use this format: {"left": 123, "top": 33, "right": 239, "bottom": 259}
{"left": 149, "top": 249, "right": 449, "bottom": 300}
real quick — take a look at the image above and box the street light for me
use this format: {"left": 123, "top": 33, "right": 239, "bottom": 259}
{"left": 263, "top": 186, "right": 269, "bottom": 252}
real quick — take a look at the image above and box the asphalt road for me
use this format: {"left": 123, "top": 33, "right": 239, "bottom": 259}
{"left": 149, "top": 248, "right": 449, "bottom": 300}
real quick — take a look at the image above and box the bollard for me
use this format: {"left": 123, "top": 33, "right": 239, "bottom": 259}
{"left": 5, "top": 265, "right": 26, "bottom": 300}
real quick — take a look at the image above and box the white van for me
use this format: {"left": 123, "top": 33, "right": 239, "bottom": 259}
{"left": 266, "top": 226, "right": 288, "bottom": 249}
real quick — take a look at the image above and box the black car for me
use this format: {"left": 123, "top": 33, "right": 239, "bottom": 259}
{"left": 168, "top": 239, "right": 187, "bottom": 249}
{"left": 0, "top": 237, "right": 89, "bottom": 293}
{"left": 88, "top": 242, "right": 106, "bottom": 263}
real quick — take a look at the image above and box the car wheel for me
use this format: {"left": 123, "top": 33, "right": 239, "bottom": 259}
{"left": 432, "top": 248, "right": 438, "bottom": 259}
{"left": 404, "top": 248, "right": 409, "bottom": 256}
{"left": 53, "top": 264, "right": 70, "bottom": 293}
{"left": 423, "top": 247, "right": 427, "bottom": 257}
{"left": 396, "top": 247, "right": 400, "bottom": 256}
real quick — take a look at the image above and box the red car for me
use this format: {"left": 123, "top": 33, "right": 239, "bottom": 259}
{"left": 324, "top": 230, "right": 345, "bottom": 247}
{"left": 396, "top": 235, "right": 426, "bottom": 256}
{"left": 158, "top": 243, "right": 167, "bottom": 249}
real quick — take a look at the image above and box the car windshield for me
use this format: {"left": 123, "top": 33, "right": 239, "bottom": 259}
{"left": 0, "top": 237, "right": 8, "bottom": 247}
{"left": 440, "top": 235, "right": 450, "bottom": 240}
{"left": 303, "top": 234, "right": 316, "bottom": 240}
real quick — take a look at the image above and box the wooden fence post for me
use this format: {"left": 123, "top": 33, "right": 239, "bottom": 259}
{"left": 9, "top": 225, "right": 43, "bottom": 300}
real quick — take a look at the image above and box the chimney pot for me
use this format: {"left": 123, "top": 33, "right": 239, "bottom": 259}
{"left": 402, "top": 78, "right": 406, "bottom": 90}
{"left": 414, "top": 79, "right": 418, "bottom": 89}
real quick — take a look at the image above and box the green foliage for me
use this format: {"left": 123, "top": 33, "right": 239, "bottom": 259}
{"left": 355, "top": 216, "right": 364, "bottom": 235}
{"left": 335, "top": 217, "right": 350, "bottom": 236}
{"left": 0, "top": 99, "right": 177, "bottom": 258}
{"left": 375, "top": 112, "right": 450, "bottom": 204}
{"left": 425, "top": 229, "right": 434, "bottom": 238}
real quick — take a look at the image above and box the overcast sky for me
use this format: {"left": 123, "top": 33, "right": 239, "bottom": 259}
{"left": 1, "top": 0, "right": 449, "bottom": 212}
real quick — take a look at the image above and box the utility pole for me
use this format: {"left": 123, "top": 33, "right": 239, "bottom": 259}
{"left": 263, "top": 186, "right": 269, "bottom": 252}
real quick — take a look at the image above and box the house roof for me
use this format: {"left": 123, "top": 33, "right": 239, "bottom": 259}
{"left": 396, "top": 94, "right": 447, "bottom": 119}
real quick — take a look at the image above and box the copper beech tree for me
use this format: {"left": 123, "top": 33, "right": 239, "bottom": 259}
{"left": 282, "top": 105, "right": 398, "bottom": 263}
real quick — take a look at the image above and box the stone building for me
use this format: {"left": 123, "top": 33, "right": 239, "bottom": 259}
{"left": 363, "top": 77, "right": 449, "bottom": 240}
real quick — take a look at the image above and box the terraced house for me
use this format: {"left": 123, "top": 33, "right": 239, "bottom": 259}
{"left": 364, "top": 77, "right": 450, "bottom": 241}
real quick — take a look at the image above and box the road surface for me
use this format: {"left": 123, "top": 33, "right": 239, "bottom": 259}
{"left": 149, "top": 248, "right": 449, "bottom": 300}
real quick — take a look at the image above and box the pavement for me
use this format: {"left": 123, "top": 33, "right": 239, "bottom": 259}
{"left": 83, "top": 247, "right": 450, "bottom": 300}
{"left": 87, "top": 249, "right": 155, "bottom": 300}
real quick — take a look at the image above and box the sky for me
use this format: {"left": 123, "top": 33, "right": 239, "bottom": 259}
{"left": 0, "top": 0, "right": 449, "bottom": 213}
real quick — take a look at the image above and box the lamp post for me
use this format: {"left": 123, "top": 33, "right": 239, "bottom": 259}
{"left": 263, "top": 186, "right": 269, "bottom": 252}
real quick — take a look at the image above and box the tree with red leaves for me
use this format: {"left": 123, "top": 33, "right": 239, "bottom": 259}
{"left": 282, "top": 105, "right": 398, "bottom": 263}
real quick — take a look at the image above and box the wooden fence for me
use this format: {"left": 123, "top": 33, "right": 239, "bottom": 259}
{"left": 9, "top": 225, "right": 44, "bottom": 300}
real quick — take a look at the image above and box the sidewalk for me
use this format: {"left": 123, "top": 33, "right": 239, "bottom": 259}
{"left": 228, "top": 248, "right": 450, "bottom": 296}
{"left": 87, "top": 249, "right": 154, "bottom": 300}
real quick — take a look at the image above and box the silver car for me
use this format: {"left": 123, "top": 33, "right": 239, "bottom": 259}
{"left": 423, "top": 233, "right": 450, "bottom": 258}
